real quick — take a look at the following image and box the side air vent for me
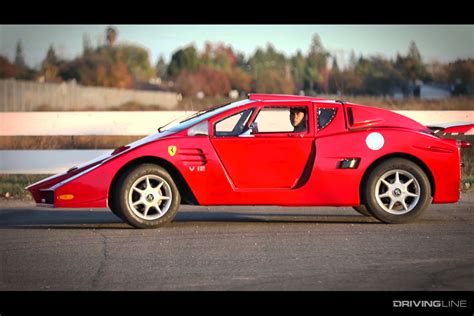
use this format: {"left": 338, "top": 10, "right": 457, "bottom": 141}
{"left": 347, "top": 107, "right": 354, "bottom": 126}
{"left": 178, "top": 148, "right": 207, "bottom": 166}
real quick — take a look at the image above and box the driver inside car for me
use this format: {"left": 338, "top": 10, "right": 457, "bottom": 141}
{"left": 290, "top": 107, "right": 307, "bottom": 132}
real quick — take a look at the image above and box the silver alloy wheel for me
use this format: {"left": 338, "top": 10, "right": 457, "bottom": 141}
{"left": 128, "top": 175, "right": 172, "bottom": 220}
{"left": 374, "top": 169, "right": 420, "bottom": 215}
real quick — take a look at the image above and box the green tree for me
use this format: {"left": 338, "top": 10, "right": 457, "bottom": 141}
{"left": 331, "top": 57, "right": 339, "bottom": 72}
{"left": 155, "top": 55, "right": 168, "bottom": 79}
{"left": 13, "top": 41, "right": 35, "bottom": 80}
{"left": 353, "top": 55, "right": 403, "bottom": 97}
{"left": 329, "top": 68, "right": 363, "bottom": 96}
{"left": 305, "top": 34, "right": 330, "bottom": 93}
{"left": 167, "top": 45, "right": 199, "bottom": 78}
{"left": 253, "top": 69, "right": 294, "bottom": 94}
{"left": 290, "top": 50, "right": 307, "bottom": 93}
{"left": 213, "top": 43, "right": 236, "bottom": 71}
{"left": 83, "top": 33, "right": 93, "bottom": 54}
{"left": 407, "top": 41, "right": 422, "bottom": 62}
{"left": 307, "top": 34, "right": 328, "bottom": 71}
{"left": 114, "top": 44, "right": 154, "bottom": 82}
{"left": 40, "top": 45, "right": 61, "bottom": 82}
{"left": 395, "top": 41, "right": 428, "bottom": 97}
{"left": 427, "top": 61, "right": 449, "bottom": 84}
{"left": 200, "top": 42, "right": 237, "bottom": 72}
{"left": 248, "top": 44, "right": 292, "bottom": 93}
{"left": 45, "top": 45, "right": 58, "bottom": 64}
{"left": 198, "top": 42, "right": 251, "bottom": 94}
{"left": 60, "top": 52, "right": 132, "bottom": 89}
{"left": 448, "top": 59, "right": 474, "bottom": 95}
{"left": 248, "top": 44, "right": 288, "bottom": 76}
{"left": 348, "top": 50, "right": 358, "bottom": 70}
{"left": 14, "top": 40, "right": 26, "bottom": 68}
{"left": 235, "top": 52, "right": 248, "bottom": 70}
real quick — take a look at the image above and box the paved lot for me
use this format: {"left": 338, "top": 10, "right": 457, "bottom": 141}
{"left": 1, "top": 193, "right": 473, "bottom": 291}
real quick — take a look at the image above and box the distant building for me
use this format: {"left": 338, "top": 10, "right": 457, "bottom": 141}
{"left": 420, "top": 83, "right": 450, "bottom": 99}
{"left": 393, "top": 83, "right": 451, "bottom": 99}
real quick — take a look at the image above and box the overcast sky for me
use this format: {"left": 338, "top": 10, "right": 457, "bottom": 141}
{"left": 1, "top": 25, "right": 472, "bottom": 69}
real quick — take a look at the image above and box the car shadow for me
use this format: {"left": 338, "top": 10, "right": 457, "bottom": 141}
{"left": 174, "top": 211, "right": 380, "bottom": 225}
{"left": 0, "top": 209, "right": 130, "bottom": 230}
{"left": 0, "top": 208, "right": 380, "bottom": 229}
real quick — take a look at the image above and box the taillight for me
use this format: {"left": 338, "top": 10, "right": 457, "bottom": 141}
{"left": 456, "top": 140, "right": 471, "bottom": 149}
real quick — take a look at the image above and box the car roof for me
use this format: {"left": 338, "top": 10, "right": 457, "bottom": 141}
{"left": 248, "top": 93, "right": 329, "bottom": 102}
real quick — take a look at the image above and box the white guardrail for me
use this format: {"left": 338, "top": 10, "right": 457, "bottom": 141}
{"left": 1, "top": 111, "right": 473, "bottom": 174}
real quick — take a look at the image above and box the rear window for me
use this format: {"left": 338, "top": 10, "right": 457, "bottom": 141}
{"left": 317, "top": 108, "right": 337, "bottom": 130}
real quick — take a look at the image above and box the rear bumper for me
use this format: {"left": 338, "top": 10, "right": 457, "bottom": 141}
{"left": 431, "top": 156, "right": 462, "bottom": 204}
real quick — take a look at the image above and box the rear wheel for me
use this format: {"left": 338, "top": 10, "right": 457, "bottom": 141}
{"left": 113, "top": 164, "right": 181, "bottom": 228}
{"left": 363, "top": 158, "right": 431, "bottom": 224}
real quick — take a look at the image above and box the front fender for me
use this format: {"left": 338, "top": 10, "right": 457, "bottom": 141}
{"left": 47, "top": 135, "right": 218, "bottom": 208}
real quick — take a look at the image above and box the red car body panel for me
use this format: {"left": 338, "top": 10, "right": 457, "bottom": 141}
{"left": 26, "top": 95, "right": 466, "bottom": 209}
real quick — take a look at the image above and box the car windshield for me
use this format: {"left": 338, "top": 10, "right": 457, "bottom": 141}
{"left": 158, "top": 99, "right": 252, "bottom": 133}
{"left": 157, "top": 111, "right": 207, "bottom": 132}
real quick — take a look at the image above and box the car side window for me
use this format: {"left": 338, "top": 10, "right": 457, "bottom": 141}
{"left": 253, "top": 106, "right": 308, "bottom": 133}
{"left": 214, "top": 108, "right": 254, "bottom": 137}
{"left": 317, "top": 108, "right": 337, "bottom": 130}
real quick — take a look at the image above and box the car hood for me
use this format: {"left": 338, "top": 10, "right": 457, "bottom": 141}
{"left": 26, "top": 130, "right": 177, "bottom": 192}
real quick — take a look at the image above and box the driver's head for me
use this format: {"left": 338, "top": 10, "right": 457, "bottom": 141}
{"left": 289, "top": 107, "right": 306, "bottom": 127}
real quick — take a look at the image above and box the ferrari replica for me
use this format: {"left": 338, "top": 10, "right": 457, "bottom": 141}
{"left": 27, "top": 94, "right": 473, "bottom": 228}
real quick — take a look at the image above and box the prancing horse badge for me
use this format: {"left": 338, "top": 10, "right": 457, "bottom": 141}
{"left": 168, "top": 145, "right": 177, "bottom": 157}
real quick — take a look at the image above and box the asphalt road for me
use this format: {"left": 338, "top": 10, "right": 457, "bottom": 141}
{"left": 1, "top": 193, "right": 473, "bottom": 291}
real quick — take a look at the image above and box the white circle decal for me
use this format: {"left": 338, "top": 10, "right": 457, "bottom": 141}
{"left": 366, "top": 132, "right": 384, "bottom": 150}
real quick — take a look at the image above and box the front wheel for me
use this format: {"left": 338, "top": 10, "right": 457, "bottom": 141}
{"left": 112, "top": 164, "right": 181, "bottom": 228}
{"left": 363, "top": 158, "right": 431, "bottom": 224}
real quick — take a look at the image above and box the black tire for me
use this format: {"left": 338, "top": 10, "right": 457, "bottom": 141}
{"left": 363, "top": 158, "right": 431, "bottom": 224}
{"left": 352, "top": 205, "right": 372, "bottom": 217}
{"left": 112, "top": 164, "right": 181, "bottom": 228}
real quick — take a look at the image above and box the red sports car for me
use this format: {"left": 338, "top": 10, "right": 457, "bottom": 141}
{"left": 26, "top": 94, "right": 472, "bottom": 228}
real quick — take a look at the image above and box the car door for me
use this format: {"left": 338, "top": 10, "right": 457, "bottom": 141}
{"left": 210, "top": 102, "right": 314, "bottom": 190}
